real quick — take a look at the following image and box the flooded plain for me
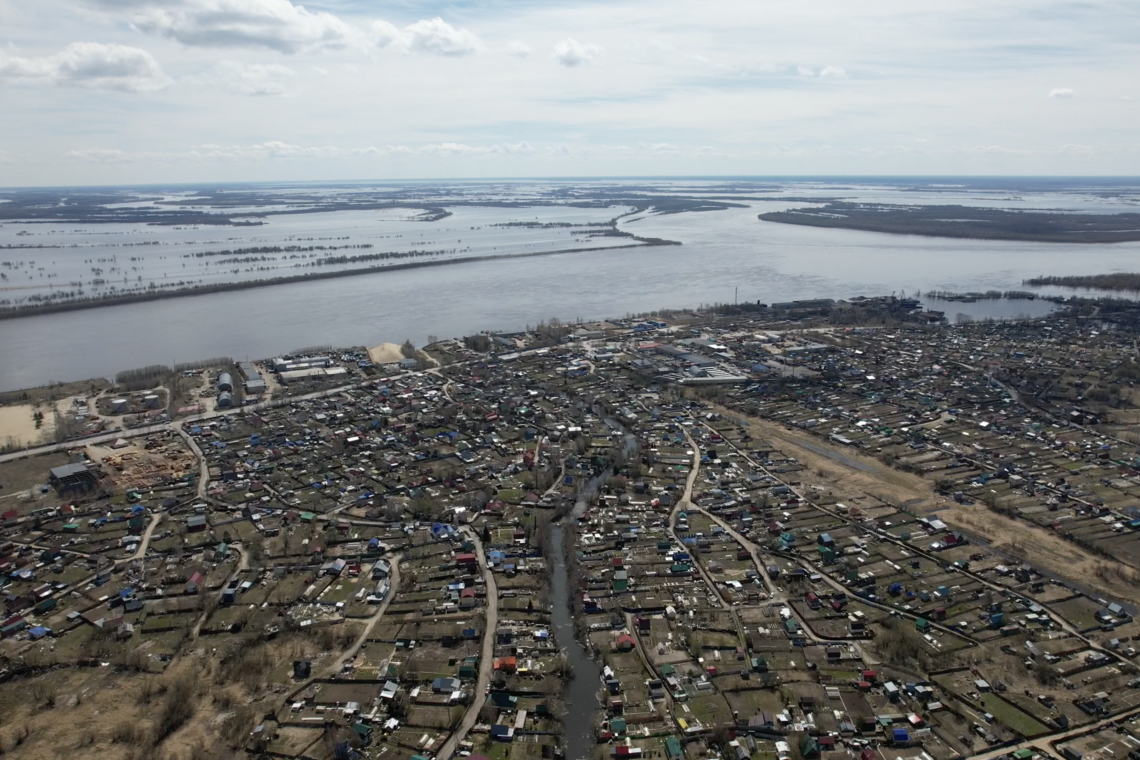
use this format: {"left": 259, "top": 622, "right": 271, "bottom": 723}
{"left": 2, "top": 179, "right": 1140, "bottom": 391}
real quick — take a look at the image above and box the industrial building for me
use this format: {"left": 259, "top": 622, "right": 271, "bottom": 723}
{"left": 272, "top": 356, "right": 331, "bottom": 373}
{"left": 48, "top": 463, "right": 98, "bottom": 494}
{"left": 239, "top": 362, "right": 267, "bottom": 395}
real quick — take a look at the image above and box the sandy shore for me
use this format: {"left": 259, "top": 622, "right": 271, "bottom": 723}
{"left": 368, "top": 343, "right": 405, "bottom": 365}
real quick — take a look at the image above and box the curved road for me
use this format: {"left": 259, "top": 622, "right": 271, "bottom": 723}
{"left": 437, "top": 527, "right": 499, "bottom": 760}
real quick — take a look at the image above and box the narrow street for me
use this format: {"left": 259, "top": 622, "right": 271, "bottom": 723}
{"left": 669, "top": 432, "right": 729, "bottom": 609}
{"left": 324, "top": 556, "right": 403, "bottom": 678}
{"left": 436, "top": 528, "right": 499, "bottom": 760}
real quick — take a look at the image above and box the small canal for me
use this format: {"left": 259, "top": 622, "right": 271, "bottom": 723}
{"left": 549, "top": 523, "right": 600, "bottom": 760}
{"left": 548, "top": 411, "right": 640, "bottom": 759}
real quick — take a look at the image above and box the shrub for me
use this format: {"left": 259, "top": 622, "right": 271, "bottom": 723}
{"left": 154, "top": 675, "right": 196, "bottom": 744}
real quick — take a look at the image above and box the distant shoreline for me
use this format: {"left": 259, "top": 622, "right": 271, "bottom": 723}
{"left": 0, "top": 238, "right": 678, "bottom": 321}
{"left": 1024, "top": 274, "right": 1140, "bottom": 292}
{"left": 758, "top": 203, "right": 1140, "bottom": 243}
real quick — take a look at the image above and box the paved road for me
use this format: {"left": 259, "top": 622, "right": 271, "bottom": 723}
{"left": 0, "top": 363, "right": 456, "bottom": 465}
{"left": 0, "top": 421, "right": 172, "bottom": 463}
{"left": 0, "top": 348, "right": 573, "bottom": 468}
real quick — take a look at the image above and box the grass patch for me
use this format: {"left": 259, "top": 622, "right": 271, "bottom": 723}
{"left": 686, "top": 694, "right": 733, "bottom": 727}
{"left": 980, "top": 694, "right": 1049, "bottom": 736}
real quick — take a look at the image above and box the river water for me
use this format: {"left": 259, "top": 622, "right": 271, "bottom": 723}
{"left": 4, "top": 197, "right": 1140, "bottom": 391}
{"left": 0, "top": 205, "right": 635, "bottom": 303}
{"left": 549, "top": 523, "right": 600, "bottom": 760}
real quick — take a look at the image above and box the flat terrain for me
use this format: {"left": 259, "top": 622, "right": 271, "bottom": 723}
{"left": 367, "top": 343, "right": 405, "bottom": 365}
{"left": 7, "top": 301, "right": 1140, "bottom": 760}
{"left": 759, "top": 202, "right": 1140, "bottom": 242}
{"left": 0, "top": 405, "right": 50, "bottom": 448}
{"left": 713, "top": 402, "right": 1140, "bottom": 606}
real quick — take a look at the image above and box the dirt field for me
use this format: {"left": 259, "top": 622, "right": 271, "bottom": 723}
{"left": 0, "top": 378, "right": 110, "bottom": 407}
{"left": 0, "top": 626, "right": 347, "bottom": 759}
{"left": 0, "top": 404, "right": 52, "bottom": 448}
{"left": 0, "top": 393, "right": 96, "bottom": 449}
{"left": 0, "top": 450, "right": 69, "bottom": 494}
{"left": 712, "top": 403, "right": 1140, "bottom": 606}
{"left": 368, "top": 343, "right": 405, "bottom": 365}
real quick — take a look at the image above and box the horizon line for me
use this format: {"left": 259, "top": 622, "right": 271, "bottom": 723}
{"left": 3, "top": 174, "right": 1140, "bottom": 192}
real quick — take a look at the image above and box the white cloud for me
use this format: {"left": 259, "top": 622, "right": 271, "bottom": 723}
{"left": 187, "top": 61, "right": 295, "bottom": 96}
{"left": 368, "top": 20, "right": 402, "bottom": 50}
{"left": 404, "top": 18, "right": 480, "bottom": 57}
{"left": 313, "top": 141, "right": 534, "bottom": 158}
{"left": 417, "top": 142, "right": 508, "bottom": 156}
{"left": 131, "top": 0, "right": 364, "bottom": 54}
{"left": 1048, "top": 87, "right": 1075, "bottom": 98}
{"left": 118, "top": 1, "right": 479, "bottom": 57}
{"left": 63, "top": 141, "right": 346, "bottom": 162}
{"left": 819, "top": 65, "right": 847, "bottom": 78}
{"left": 63, "top": 148, "right": 135, "bottom": 163}
{"left": 505, "top": 40, "right": 531, "bottom": 59}
{"left": 639, "top": 142, "right": 681, "bottom": 155}
{"left": 190, "top": 141, "right": 340, "bottom": 159}
{"left": 62, "top": 140, "right": 545, "bottom": 163}
{"left": 797, "top": 66, "right": 815, "bottom": 77}
{"left": 0, "top": 150, "right": 11, "bottom": 164}
{"left": 0, "top": 42, "right": 170, "bottom": 92}
{"left": 552, "top": 39, "right": 601, "bottom": 68}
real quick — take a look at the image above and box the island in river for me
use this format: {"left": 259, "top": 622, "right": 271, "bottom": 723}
{"left": 758, "top": 201, "right": 1140, "bottom": 243}
{"left": 1024, "top": 273, "right": 1140, "bottom": 292}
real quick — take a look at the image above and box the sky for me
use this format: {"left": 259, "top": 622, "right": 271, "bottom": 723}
{"left": 0, "top": 0, "right": 1138, "bottom": 185}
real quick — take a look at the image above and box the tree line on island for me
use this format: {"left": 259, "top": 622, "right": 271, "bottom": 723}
{"left": 1024, "top": 274, "right": 1140, "bottom": 292}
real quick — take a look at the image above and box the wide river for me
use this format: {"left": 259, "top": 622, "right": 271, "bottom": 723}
{"left": 2, "top": 199, "right": 1139, "bottom": 391}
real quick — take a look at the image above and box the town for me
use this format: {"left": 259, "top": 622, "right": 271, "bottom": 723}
{"left": 3, "top": 295, "right": 1140, "bottom": 760}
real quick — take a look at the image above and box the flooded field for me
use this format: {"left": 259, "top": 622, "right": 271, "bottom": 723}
{"left": 0, "top": 205, "right": 637, "bottom": 309}
{"left": 2, "top": 177, "right": 1140, "bottom": 391}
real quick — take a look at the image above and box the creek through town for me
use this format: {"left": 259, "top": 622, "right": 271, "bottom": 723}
{"left": 546, "top": 409, "right": 640, "bottom": 759}
{"left": 548, "top": 523, "right": 600, "bottom": 760}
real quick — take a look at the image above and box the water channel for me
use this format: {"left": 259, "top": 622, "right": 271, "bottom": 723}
{"left": 548, "top": 523, "right": 600, "bottom": 760}
{"left": 545, "top": 408, "right": 641, "bottom": 759}
{"left": 6, "top": 198, "right": 1140, "bottom": 391}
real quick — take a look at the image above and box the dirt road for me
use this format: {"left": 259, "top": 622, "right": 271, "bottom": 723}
{"left": 436, "top": 528, "right": 499, "bottom": 760}
{"left": 710, "top": 403, "right": 1140, "bottom": 606}
{"left": 324, "top": 555, "right": 402, "bottom": 678}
